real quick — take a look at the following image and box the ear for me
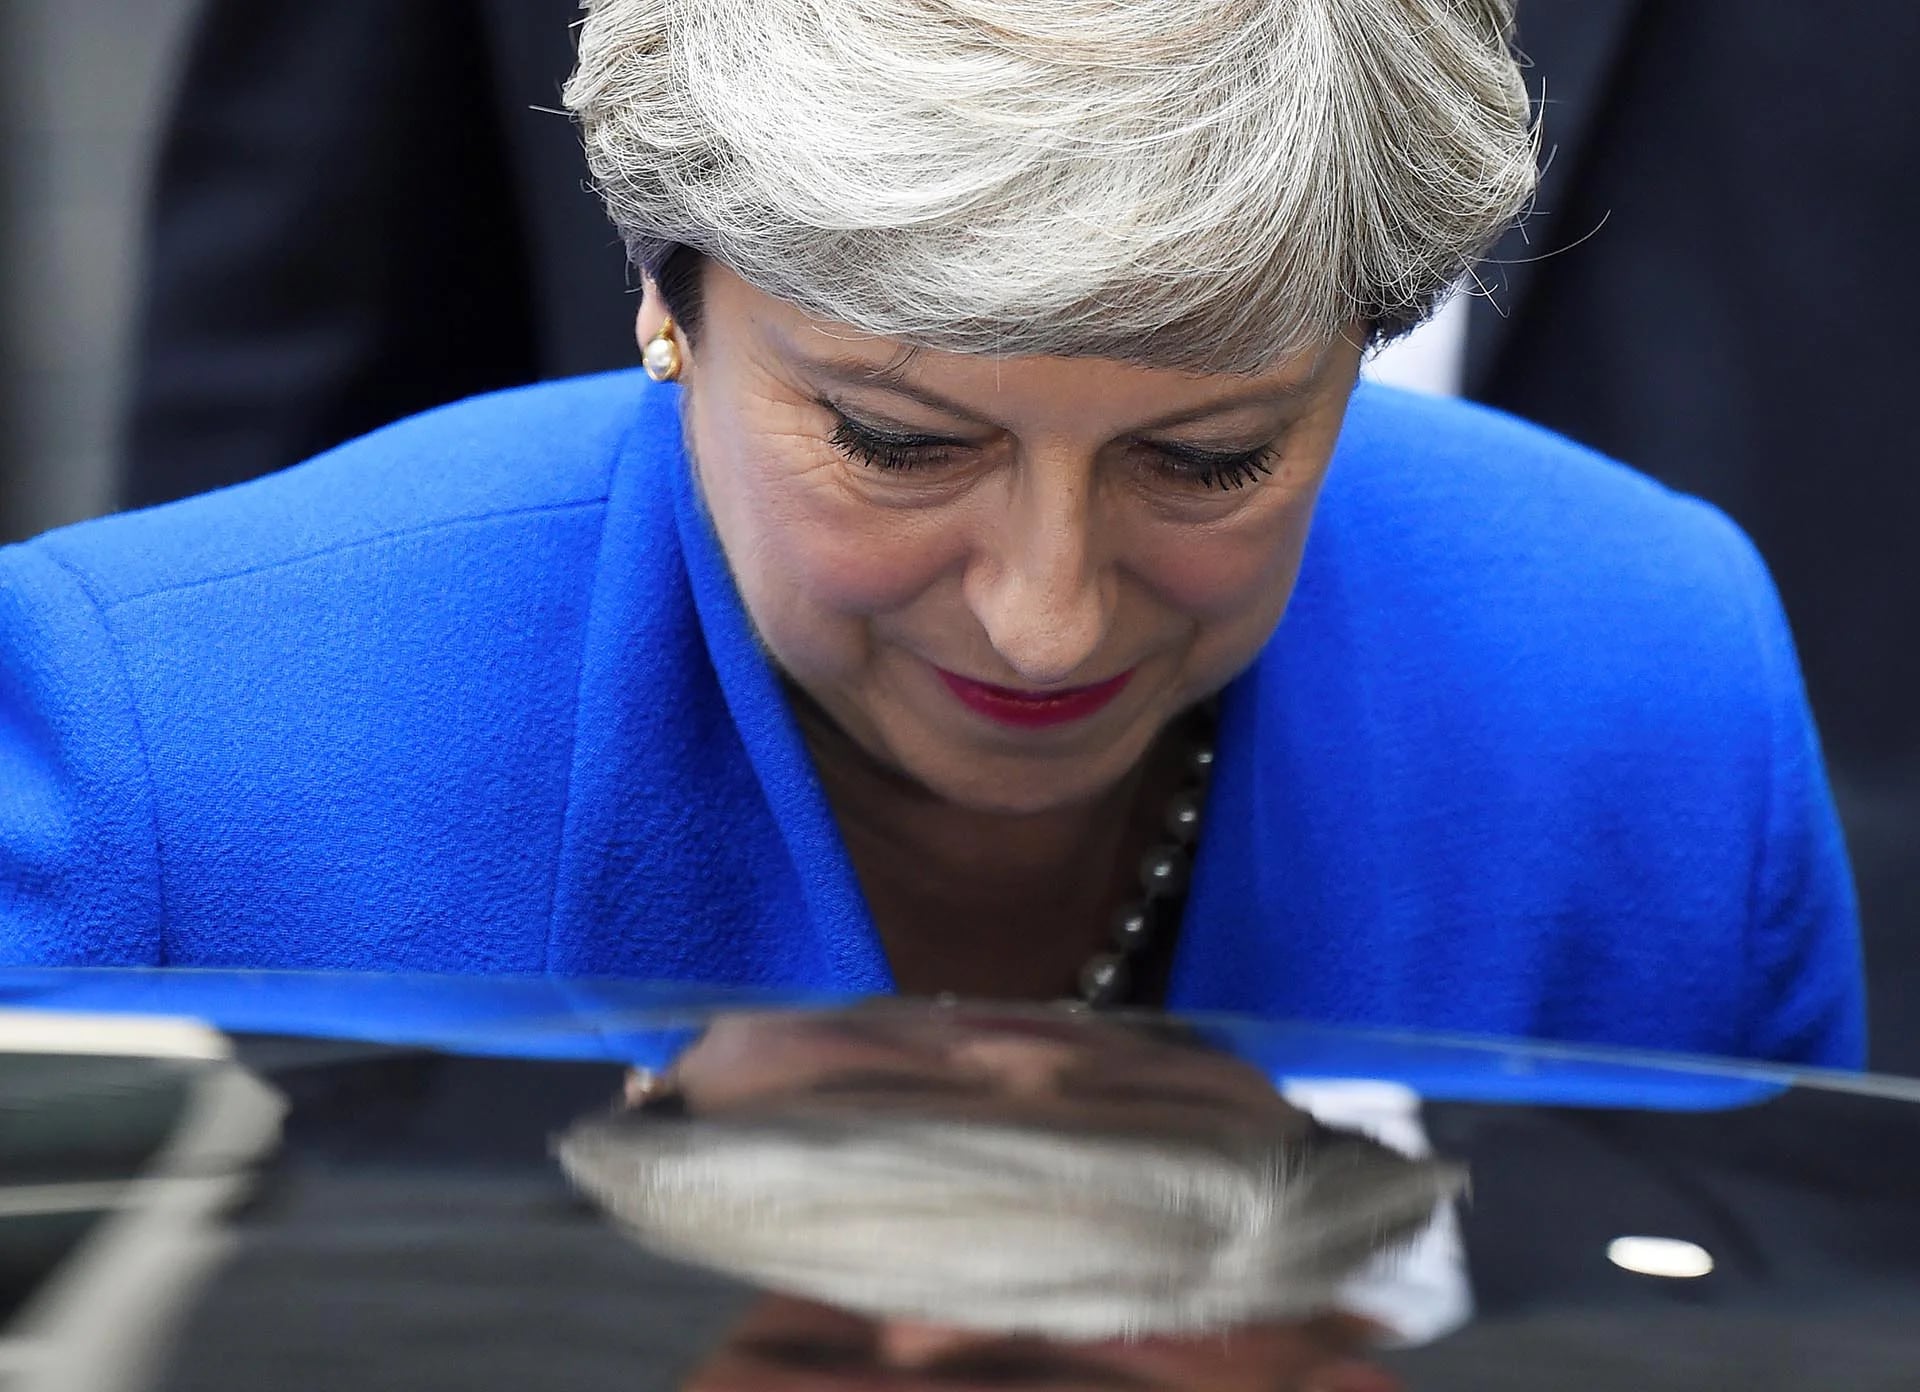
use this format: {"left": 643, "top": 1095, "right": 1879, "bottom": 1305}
{"left": 637, "top": 278, "right": 672, "bottom": 353}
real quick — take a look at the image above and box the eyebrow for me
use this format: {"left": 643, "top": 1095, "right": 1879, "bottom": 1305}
{"left": 796, "top": 352, "right": 1323, "bottom": 434}
{"left": 801, "top": 354, "right": 998, "bottom": 425}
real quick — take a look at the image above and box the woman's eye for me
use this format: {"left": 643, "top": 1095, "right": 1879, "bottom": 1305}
{"left": 827, "top": 411, "right": 962, "bottom": 472}
{"left": 1146, "top": 441, "right": 1278, "bottom": 492}
{"left": 825, "top": 408, "right": 1275, "bottom": 491}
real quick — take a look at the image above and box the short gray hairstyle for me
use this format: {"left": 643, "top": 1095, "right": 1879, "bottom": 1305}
{"left": 565, "top": 0, "right": 1535, "bottom": 371}
{"left": 557, "top": 1108, "right": 1464, "bottom": 1340}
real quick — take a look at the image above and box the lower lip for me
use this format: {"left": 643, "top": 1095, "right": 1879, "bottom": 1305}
{"left": 936, "top": 667, "right": 1133, "bottom": 729}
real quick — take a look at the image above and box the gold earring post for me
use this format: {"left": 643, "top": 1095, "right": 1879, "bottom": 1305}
{"left": 643, "top": 314, "right": 682, "bottom": 382}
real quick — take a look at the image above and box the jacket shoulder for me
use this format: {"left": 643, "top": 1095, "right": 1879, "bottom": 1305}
{"left": 32, "top": 372, "right": 657, "bottom": 606}
{"left": 1312, "top": 386, "right": 1793, "bottom": 763}
{"left": 0, "top": 372, "right": 679, "bottom": 973}
{"left": 1258, "top": 386, "right": 1860, "bottom": 1066}
{"left": 1329, "top": 384, "right": 1768, "bottom": 623}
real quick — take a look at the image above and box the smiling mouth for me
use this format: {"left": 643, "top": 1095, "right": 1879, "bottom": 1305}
{"left": 935, "top": 667, "right": 1133, "bottom": 730}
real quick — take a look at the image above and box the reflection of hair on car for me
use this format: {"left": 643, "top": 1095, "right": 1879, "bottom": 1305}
{"left": 557, "top": 1104, "right": 1463, "bottom": 1340}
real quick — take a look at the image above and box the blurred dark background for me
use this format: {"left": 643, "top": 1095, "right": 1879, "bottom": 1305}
{"left": 0, "top": 0, "right": 197, "bottom": 543}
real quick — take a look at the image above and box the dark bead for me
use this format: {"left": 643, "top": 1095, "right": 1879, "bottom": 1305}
{"left": 1163, "top": 790, "right": 1203, "bottom": 845}
{"left": 1079, "top": 953, "right": 1128, "bottom": 1005}
{"left": 1138, "top": 845, "right": 1189, "bottom": 899}
{"left": 1111, "top": 903, "right": 1154, "bottom": 952}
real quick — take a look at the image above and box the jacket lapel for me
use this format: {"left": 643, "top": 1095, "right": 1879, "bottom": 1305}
{"left": 545, "top": 377, "right": 888, "bottom": 990}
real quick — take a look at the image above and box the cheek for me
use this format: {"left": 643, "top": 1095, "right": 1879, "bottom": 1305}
{"left": 696, "top": 416, "right": 964, "bottom": 635}
{"left": 1137, "top": 395, "right": 1348, "bottom": 636}
{"left": 746, "top": 485, "right": 966, "bottom": 627}
{"left": 1134, "top": 495, "right": 1320, "bottom": 627}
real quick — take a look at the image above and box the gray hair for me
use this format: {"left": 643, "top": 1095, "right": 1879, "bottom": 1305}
{"left": 557, "top": 1108, "right": 1464, "bottom": 1340}
{"left": 564, "top": 0, "right": 1536, "bottom": 371}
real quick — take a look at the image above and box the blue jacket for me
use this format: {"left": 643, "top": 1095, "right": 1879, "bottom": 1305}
{"left": 0, "top": 374, "right": 1865, "bottom": 1065}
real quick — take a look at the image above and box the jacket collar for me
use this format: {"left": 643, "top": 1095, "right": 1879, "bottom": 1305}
{"left": 545, "top": 377, "right": 888, "bottom": 990}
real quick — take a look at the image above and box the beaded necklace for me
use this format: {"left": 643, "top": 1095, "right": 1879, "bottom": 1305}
{"left": 1071, "top": 709, "right": 1215, "bottom": 1008}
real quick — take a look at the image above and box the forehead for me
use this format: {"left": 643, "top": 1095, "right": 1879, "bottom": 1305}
{"left": 698, "top": 264, "right": 1357, "bottom": 429}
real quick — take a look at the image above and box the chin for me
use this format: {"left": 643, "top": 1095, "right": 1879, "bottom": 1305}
{"left": 910, "top": 748, "right": 1139, "bottom": 818}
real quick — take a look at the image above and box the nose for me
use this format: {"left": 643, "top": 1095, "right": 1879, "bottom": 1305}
{"left": 874, "top": 1320, "right": 996, "bottom": 1368}
{"left": 962, "top": 465, "right": 1111, "bottom": 686}
{"left": 946, "top": 1035, "right": 1082, "bottom": 1098}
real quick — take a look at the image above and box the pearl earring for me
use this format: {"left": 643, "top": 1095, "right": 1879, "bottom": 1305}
{"left": 642, "top": 315, "right": 682, "bottom": 382}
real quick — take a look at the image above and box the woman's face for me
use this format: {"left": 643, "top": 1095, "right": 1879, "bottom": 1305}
{"left": 658, "top": 1004, "right": 1306, "bottom": 1144}
{"left": 663, "top": 268, "right": 1361, "bottom": 815}
{"left": 684, "top": 1293, "right": 1399, "bottom": 1392}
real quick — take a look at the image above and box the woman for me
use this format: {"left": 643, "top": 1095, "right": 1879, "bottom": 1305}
{"left": 0, "top": 0, "right": 1861, "bottom": 1062}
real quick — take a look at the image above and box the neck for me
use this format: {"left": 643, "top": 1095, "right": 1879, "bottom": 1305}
{"left": 791, "top": 688, "right": 1179, "bottom": 999}
{"left": 799, "top": 693, "right": 1144, "bottom": 889}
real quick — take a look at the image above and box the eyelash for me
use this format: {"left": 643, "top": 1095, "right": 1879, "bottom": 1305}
{"left": 1152, "top": 441, "right": 1278, "bottom": 492}
{"left": 827, "top": 414, "right": 958, "bottom": 473}
{"left": 826, "top": 410, "right": 1277, "bottom": 492}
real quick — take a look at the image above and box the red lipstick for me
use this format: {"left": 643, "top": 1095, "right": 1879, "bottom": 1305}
{"left": 937, "top": 667, "right": 1132, "bottom": 730}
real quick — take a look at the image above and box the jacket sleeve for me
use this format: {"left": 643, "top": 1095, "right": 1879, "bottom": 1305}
{"left": 0, "top": 544, "right": 165, "bottom": 964}
{"left": 1720, "top": 522, "right": 1868, "bottom": 1069}
{"left": 119, "top": 0, "right": 538, "bottom": 509}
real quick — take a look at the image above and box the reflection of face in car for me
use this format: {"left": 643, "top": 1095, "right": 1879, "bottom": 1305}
{"left": 652, "top": 1004, "right": 1311, "bottom": 1141}
{"left": 561, "top": 1005, "right": 1454, "bottom": 1388}
{"left": 683, "top": 1292, "right": 1404, "bottom": 1392}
